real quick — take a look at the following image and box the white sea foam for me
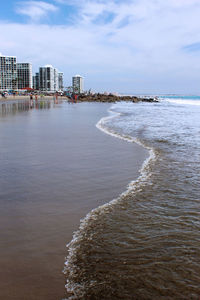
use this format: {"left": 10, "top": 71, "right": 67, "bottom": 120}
{"left": 96, "top": 107, "right": 156, "bottom": 194}
{"left": 165, "top": 99, "right": 200, "bottom": 106}
{"left": 64, "top": 105, "right": 157, "bottom": 299}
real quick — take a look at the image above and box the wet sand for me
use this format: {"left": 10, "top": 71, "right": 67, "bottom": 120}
{"left": 0, "top": 95, "right": 68, "bottom": 101}
{"left": 0, "top": 101, "right": 148, "bottom": 299}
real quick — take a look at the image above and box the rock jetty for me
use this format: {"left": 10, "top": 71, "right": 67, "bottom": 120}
{"left": 78, "top": 93, "right": 158, "bottom": 103}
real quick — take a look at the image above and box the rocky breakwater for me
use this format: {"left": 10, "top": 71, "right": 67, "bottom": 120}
{"left": 78, "top": 93, "right": 159, "bottom": 103}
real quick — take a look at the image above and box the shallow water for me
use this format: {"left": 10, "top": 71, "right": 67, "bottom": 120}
{"left": 0, "top": 100, "right": 147, "bottom": 300}
{"left": 65, "top": 97, "right": 200, "bottom": 299}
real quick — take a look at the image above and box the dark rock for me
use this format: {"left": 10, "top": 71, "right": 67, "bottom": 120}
{"left": 77, "top": 93, "right": 159, "bottom": 103}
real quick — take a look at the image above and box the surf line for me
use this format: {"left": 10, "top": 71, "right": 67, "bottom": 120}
{"left": 63, "top": 104, "right": 157, "bottom": 299}
{"left": 96, "top": 106, "right": 157, "bottom": 195}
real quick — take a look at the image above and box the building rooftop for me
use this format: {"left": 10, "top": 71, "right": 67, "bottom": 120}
{"left": 44, "top": 64, "right": 53, "bottom": 68}
{"left": 0, "top": 53, "right": 16, "bottom": 58}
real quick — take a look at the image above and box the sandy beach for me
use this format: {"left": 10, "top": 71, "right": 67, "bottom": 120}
{"left": 0, "top": 100, "right": 148, "bottom": 299}
{"left": 0, "top": 95, "right": 69, "bottom": 101}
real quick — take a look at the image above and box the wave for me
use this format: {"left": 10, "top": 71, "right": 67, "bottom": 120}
{"left": 165, "top": 98, "right": 200, "bottom": 106}
{"left": 63, "top": 107, "right": 157, "bottom": 299}
{"left": 95, "top": 108, "right": 156, "bottom": 192}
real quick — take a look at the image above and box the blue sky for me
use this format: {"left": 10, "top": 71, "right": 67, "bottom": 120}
{"left": 1, "top": 0, "right": 200, "bottom": 94}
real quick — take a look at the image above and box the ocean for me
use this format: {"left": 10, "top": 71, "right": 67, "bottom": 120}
{"left": 64, "top": 96, "right": 200, "bottom": 299}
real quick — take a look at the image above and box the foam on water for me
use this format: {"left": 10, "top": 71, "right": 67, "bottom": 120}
{"left": 63, "top": 98, "right": 200, "bottom": 299}
{"left": 165, "top": 99, "right": 200, "bottom": 106}
{"left": 64, "top": 107, "right": 157, "bottom": 299}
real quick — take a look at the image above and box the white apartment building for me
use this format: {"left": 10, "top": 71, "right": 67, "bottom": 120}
{"left": 72, "top": 75, "right": 84, "bottom": 94}
{"left": 0, "top": 54, "right": 17, "bottom": 91}
{"left": 17, "top": 63, "right": 32, "bottom": 89}
{"left": 39, "top": 65, "right": 59, "bottom": 92}
{"left": 54, "top": 68, "right": 58, "bottom": 91}
{"left": 58, "top": 72, "right": 64, "bottom": 91}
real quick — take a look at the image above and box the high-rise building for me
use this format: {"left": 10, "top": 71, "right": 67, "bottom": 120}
{"left": 54, "top": 68, "right": 58, "bottom": 91}
{"left": 39, "top": 65, "right": 54, "bottom": 92}
{"left": 58, "top": 72, "right": 64, "bottom": 91}
{"left": 17, "top": 63, "right": 32, "bottom": 89}
{"left": 72, "top": 75, "right": 84, "bottom": 94}
{"left": 39, "top": 65, "right": 59, "bottom": 92}
{"left": 0, "top": 54, "right": 63, "bottom": 92}
{"left": 0, "top": 53, "right": 17, "bottom": 91}
{"left": 33, "top": 72, "right": 39, "bottom": 90}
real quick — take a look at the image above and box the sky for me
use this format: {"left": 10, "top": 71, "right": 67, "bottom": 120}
{"left": 0, "top": 0, "right": 200, "bottom": 94}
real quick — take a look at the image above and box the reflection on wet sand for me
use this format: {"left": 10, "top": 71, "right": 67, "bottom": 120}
{"left": 0, "top": 99, "right": 62, "bottom": 117}
{"left": 0, "top": 101, "right": 147, "bottom": 300}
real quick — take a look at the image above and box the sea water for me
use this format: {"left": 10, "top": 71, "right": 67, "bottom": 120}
{"left": 64, "top": 96, "right": 200, "bottom": 299}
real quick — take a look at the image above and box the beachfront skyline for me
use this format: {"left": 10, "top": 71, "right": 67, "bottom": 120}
{"left": 0, "top": 0, "right": 200, "bottom": 94}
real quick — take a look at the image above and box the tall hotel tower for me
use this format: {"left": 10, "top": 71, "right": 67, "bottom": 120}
{"left": 72, "top": 75, "right": 84, "bottom": 94}
{"left": 33, "top": 72, "right": 39, "bottom": 90}
{"left": 58, "top": 72, "right": 64, "bottom": 91}
{"left": 39, "top": 65, "right": 58, "bottom": 92}
{"left": 0, "top": 53, "right": 17, "bottom": 91}
{"left": 17, "top": 63, "right": 32, "bottom": 89}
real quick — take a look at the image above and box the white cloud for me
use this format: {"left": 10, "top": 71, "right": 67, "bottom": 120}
{"left": 169, "top": 0, "right": 200, "bottom": 7}
{"left": 1, "top": 0, "right": 200, "bottom": 93}
{"left": 16, "top": 1, "right": 58, "bottom": 21}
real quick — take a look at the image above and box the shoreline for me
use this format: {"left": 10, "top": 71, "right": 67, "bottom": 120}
{"left": 0, "top": 94, "right": 159, "bottom": 103}
{"left": 96, "top": 107, "right": 157, "bottom": 202}
{"left": 64, "top": 105, "right": 156, "bottom": 298}
{"left": 0, "top": 95, "right": 69, "bottom": 101}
